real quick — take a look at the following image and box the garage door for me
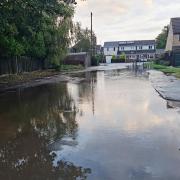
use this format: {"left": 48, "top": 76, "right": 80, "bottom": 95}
{"left": 174, "top": 53, "right": 180, "bottom": 66}
{"left": 106, "top": 56, "right": 112, "bottom": 64}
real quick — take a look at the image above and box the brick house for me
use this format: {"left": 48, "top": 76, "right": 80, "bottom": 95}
{"left": 165, "top": 18, "right": 180, "bottom": 66}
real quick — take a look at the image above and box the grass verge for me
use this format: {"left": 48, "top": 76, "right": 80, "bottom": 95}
{"left": 60, "top": 64, "right": 84, "bottom": 72}
{"left": 151, "top": 63, "right": 180, "bottom": 78}
{"left": 0, "top": 65, "right": 84, "bottom": 85}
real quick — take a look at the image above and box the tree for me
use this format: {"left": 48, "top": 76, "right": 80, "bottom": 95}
{"left": 71, "top": 22, "right": 97, "bottom": 53}
{"left": 0, "top": 0, "right": 77, "bottom": 73}
{"left": 156, "top": 26, "right": 169, "bottom": 49}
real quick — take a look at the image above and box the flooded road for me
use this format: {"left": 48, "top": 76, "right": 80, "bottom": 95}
{"left": 0, "top": 68, "right": 180, "bottom": 180}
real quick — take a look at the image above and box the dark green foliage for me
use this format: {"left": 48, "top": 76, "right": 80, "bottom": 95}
{"left": 95, "top": 54, "right": 104, "bottom": 63}
{"left": 120, "top": 52, "right": 126, "bottom": 61}
{"left": 112, "top": 55, "right": 116, "bottom": 60}
{"left": 0, "top": 0, "right": 75, "bottom": 73}
{"left": 91, "top": 56, "right": 99, "bottom": 66}
{"left": 154, "top": 58, "right": 170, "bottom": 66}
{"left": 72, "top": 22, "right": 97, "bottom": 54}
{"left": 156, "top": 26, "right": 169, "bottom": 49}
{"left": 111, "top": 53, "right": 126, "bottom": 63}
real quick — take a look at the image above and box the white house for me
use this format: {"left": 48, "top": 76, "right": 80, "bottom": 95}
{"left": 104, "top": 40, "right": 156, "bottom": 63}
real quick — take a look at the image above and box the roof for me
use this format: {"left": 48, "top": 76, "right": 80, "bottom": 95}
{"left": 104, "top": 40, "right": 155, "bottom": 47}
{"left": 96, "top": 45, "right": 101, "bottom": 51}
{"left": 171, "top": 18, "right": 180, "bottom": 34}
{"left": 133, "top": 40, "right": 155, "bottom": 45}
{"left": 104, "top": 41, "right": 119, "bottom": 47}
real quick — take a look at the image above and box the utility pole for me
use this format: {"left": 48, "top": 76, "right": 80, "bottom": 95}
{"left": 91, "top": 12, "right": 93, "bottom": 58}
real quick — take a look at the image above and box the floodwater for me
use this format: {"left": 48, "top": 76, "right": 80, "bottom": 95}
{"left": 0, "top": 68, "right": 180, "bottom": 180}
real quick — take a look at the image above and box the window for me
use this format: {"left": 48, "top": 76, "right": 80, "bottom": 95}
{"left": 149, "top": 45, "right": 153, "bottom": 49}
{"left": 139, "top": 46, "right": 142, "bottom": 50}
{"left": 147, "top": 54, "right": 154, "bottom": 59}
{"left": 120, "top": 47, "right": 124, "bottom": 50}
{"left": 114, "top": 47, "right": 116, "bottom": 51}
{"left": 107, "top": 47, "right": 109, "bottom": 51}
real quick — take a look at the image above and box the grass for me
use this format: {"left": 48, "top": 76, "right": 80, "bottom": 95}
{"left": 151, "top": 63, "right": 180, "bottom": 78}
{"left": 60, "top": 64, "right": 84, "bottom": 72}
{"left": 0, "top": 65, "right": 84, "bottom": 85}
{"left": 0, "top": 70, "right": 59, "bottom": 85}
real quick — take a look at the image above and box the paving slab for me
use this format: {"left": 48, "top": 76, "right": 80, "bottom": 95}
{"left": 149, "top": 70, "right": 180, "bottom": 101}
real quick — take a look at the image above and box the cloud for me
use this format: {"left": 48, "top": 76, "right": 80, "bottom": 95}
{"left": 74, "top": 0, "right": 180, "bottom": 44}
{"left": 144, "top": 0, "right": 153, "bottom": 6}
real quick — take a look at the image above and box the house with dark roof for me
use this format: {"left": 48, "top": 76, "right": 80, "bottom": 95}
{"left": 104, "top": 40, "right": 156, "bottom": 63}
{"left": 165, "top": 18, "right": 180, "bottom": 66}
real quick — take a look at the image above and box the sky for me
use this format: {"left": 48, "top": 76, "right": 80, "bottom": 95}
{"left": 73, "top": 0, "right": 180, "bottom": 45}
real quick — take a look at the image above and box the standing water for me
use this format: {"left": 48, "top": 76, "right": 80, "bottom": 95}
{"left": 0, "top": 68, "right": 180, "bottom": 180}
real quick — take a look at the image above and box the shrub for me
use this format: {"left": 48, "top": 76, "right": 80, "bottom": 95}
{"left": 112, "top": 55, "right": 116, "bottom": 60}
{"left": 91, "top": 56, "right": 99, "bottom": 66}
{"left": 120, "top": 53, "right": 126, "bottom": 61}
{"left": 154, "top": 58, "right": 170, "bottom": 66}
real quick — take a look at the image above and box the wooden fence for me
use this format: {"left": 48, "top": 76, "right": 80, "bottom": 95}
{"left": 0, "top": 57, "right": 45, "bottom": 75}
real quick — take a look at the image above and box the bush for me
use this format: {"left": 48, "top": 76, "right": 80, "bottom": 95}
{"left": 95, "top": 54, "right": 104, "bottom": 63}
{"left": 154, "top": 58, "right": 170, "bottom": 66}
{"left": 91, "top": 56, "right": 99, "bottom": 66}
{"left": 111, "top": 58, "right": 125, "bottom": 63}
{"left": 120, "top": 53, "right": 126, "bottom": 61}
{"left": 112, "top": 55, "right": 116, "bottom": 60}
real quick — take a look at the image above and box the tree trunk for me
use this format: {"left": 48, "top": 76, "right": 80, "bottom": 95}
{"left": 15, "top": 56, "right": 18, "bottom": 74}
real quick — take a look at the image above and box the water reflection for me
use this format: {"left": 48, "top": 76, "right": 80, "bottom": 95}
{"left": 58, "top": 70, "right": 180, "bottom": 180}
{"left": 0, "top": 68, "right": 180, "bottom": 180}
{"left": 0, "top": 84, "right": 91, "bottom": 179}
